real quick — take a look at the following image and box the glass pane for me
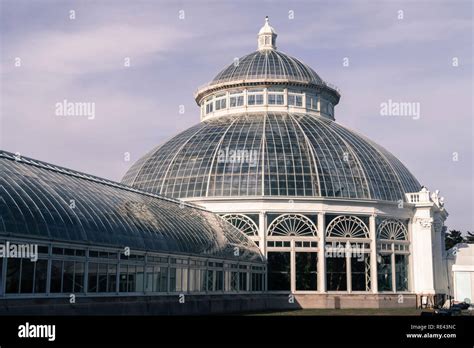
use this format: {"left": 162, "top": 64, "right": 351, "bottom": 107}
{"left": 267, "top": 252, "right": 291, "bottom": 291}
{"left": 62, "top": 260, "right": 74, "bottom": 293}
{"left": 215, "top": 270, "right": 223, "bottom": 291}
{"left": 136, "top": 265, "right": 144, "bottom": 292}
{"left": 88, "top": 262, "right": 98, "bottom": 293}
{"left": 98, "top": 263, "right": 107, "bottom": 292}
{"left": 295, "top": 252, "right": 317, "bottom": 291}
{"left": 0, "top": 258, "right": 3, "bottom": 296}
{"left": 176, "top": 268, "right": 183, "bottom": 291}
{"left": 395, "top": 254, "right": 408, "bottom": 291}
{"left": 231, "top": 271, "right": 238, "bottom": 291}
{"left": 351, "top": 255, "right": 370, "bottom": 291}
{"left": 377, "top": 254, "right": 392, "bottom": 291}
{"left": 108, "top": 264, "right": 117, "bottom": 292}
{"left": 160, "top": 267, "right": 168, "bottom": 292}
{"left": 50, "top": 260, "right": 62, "bottom": 293}
{"left": 20, "top": 259, "right": 34, "bottom": 293}
{"left": 74, "top": 262, "right": 85, "bottom": 293}
{"left": 239, "top": 272, "right": 248, "bottom": 291}
{"left": 206, "top": 270, "right": 213, "bottom": 292}
{"left": 34, "top": 259, "right": 48, "bottom": 293}
{"left": 6, "top": 258, "right": 21, "bottom": 293}
{"left": 326, "top": 257, "right": 347, "bottom": 291}
{"left": 169, "top": 268, "right": 177, "bottom": 292}
{"left": 127, "top": 265, "right": 136, "bottom": 292}
{"left": 119, "top": 265, "right": 127, "bottom": 292}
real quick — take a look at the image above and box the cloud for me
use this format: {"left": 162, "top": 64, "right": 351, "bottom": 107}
{"left": 3, "top": 24, "right": 194, "bottom": 75}
{"left": 280, "top": 3, "right": 471, "bottom": 49}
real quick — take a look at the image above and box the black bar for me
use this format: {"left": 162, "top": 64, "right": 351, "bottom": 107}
{"left": 0, "top": 315, "right": 472, "bottom": 346}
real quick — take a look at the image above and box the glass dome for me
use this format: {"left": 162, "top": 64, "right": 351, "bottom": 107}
{"left": 210, "top": 50, "right": 324, "bottom": 87}
{"left": 122, "top": 112, "right": 420, "bottom": 202}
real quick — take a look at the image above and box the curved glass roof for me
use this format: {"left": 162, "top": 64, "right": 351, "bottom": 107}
{"left": 122, "top": 113, "right": 420, "bottom": 202}
{"left": 210, "top": 50, "right": 324, "bottom": 86}
{"left": 0, "top": 151, "right": 262, "bottom": 262}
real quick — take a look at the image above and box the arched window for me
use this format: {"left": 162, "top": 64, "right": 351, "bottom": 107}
{"left": 326, "top": 215, "right": 369, "bottom": 239}
{"left": 376, "top": 219, "right": 409, "bottom": 292}
{"left": 377, "top": 219, "right": 408, "bottom": 241}
{"left": 268, "top": 214, "right": 317, "bottom": 237}
{"left": 325, "top": 215, "right": 370, "bottom": 292}
{"left": 221, "top": 214, "right": 258, "bottom": 237}
{"left": 266, "top": 214, "right": 318, "bottom": 292}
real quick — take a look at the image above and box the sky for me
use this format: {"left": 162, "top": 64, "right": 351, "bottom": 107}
{"left": 0, "top": 0, "right": 472, "bottom": 232}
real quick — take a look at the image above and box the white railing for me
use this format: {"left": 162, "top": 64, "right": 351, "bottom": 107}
{"left": 405, "top": 189, "right": 431, "bottom": 204}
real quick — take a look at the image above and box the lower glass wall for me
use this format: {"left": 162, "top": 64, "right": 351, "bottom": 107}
{"left": 0, "top": 240, "right": 266, "bottom": 297}
{"left": 6, "top": 258, "right": 48, "bottom": 294}
{"left": 50, "top": 260, "right": 85, "bottom": 293}
{"left": 145, "top": 265, "right": 168, "bottom": 292}
{"left": 377, "top": 251, "right": 409, "bottom": 292}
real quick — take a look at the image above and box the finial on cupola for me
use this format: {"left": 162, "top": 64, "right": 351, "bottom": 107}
{"left": 258, "top": 16, "right": 277, "bottom": 51}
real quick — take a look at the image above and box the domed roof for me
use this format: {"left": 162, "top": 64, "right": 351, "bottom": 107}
{"left": 122, "top": 113, "right": 420, "bottom": 202}
{"left": 209, "top": 50, "right": 324, "bottom": 87}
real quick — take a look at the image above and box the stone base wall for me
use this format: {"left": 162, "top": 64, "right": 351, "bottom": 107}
{"left": 0, "top": 293, "right": 417, "bottom": 315}
{"left": 294, "top": 294, "right": 416, "bottom": 309}
{"left": 0, "top": 294, "right": 295, "bottom": 315}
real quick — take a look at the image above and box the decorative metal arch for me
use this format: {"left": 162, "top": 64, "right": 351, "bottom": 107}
{"left": 377, "top": 219, "right": 408, "bottom": 241}
{"left": 221, "top": 214, "right": 259, "bottom": 237}
{"left": 326, "top": 215, "right": 369, "bottom": 239}
{"left": 267, "top": 214, "right": 318, "bottom": 237}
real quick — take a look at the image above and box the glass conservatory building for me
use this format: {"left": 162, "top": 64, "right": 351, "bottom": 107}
{"left": 122, "top": 18, "right": 449, "bottom": 305}
{"left": 0, "top": 151, "right": 265, "bottom": 300}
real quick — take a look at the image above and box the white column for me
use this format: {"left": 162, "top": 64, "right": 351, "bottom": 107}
{"left": 432, "top": 215, "right": 446, "bottom": 292}
{"left": 290, "top": 240, "right": 296, "bottom": 294}
{"left": 369, "top": 215, "right": 378, "bottom": 293}
{"left": 346, "top": 241, "right": 352, "bottom": 293}
{"left": 391, "top": 245, "right": 396, "bottom": 292}
{"left": 407, "top": 219, "right": 414, "bottom": 293}
{"left": 258, "top": 211, "right": 268, "bottom": 292}
{"left": 258, "top": 211, "right": 266, "bottom": 256}
{"left": 411, "top": 213, "right": 436, "bottom": 294}
{"left": 317, "top": 212, "right": 326, "bottom": 292}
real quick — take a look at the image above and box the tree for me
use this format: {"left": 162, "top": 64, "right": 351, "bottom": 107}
{"left": 466, "top": 231, "right": 474, "bottom": 244}
{"left": 445, "top": 230, "right": 465, "bottom": 250}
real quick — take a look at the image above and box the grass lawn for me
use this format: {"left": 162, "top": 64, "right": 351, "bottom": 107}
{"left": 249, "top": 308, "right": 428, "bottom": 316}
